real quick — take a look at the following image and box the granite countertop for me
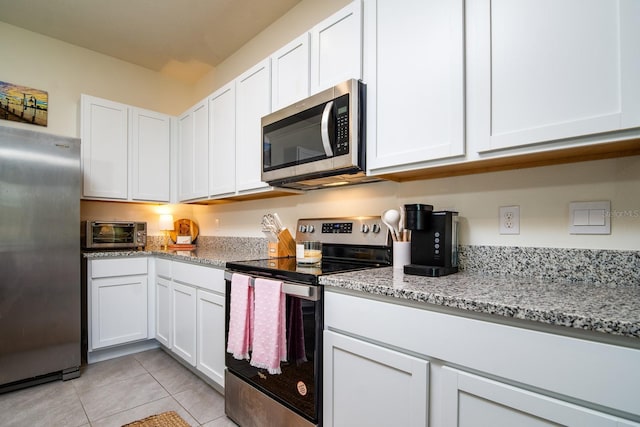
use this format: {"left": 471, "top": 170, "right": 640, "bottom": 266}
{"left": 319, "top": 267, "right": 640, "bottom": 340}
{"left": 83, "top": 246, "right": 264, "bottom": 268}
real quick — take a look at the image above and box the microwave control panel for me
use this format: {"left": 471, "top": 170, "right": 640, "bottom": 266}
{"left": 335, "top": 94, "right": 350, "bottom": 155}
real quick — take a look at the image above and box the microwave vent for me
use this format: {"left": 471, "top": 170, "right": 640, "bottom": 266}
{"left": 270, "top": 171, "right": 383, "bottom": 190}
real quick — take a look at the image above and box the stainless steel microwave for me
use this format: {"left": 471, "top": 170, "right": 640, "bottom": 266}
{"left": 82, "top": 221, "right": 147, "bottom": 250}
{"left": 262, "top": 79, "right": 377, "bottom": 190}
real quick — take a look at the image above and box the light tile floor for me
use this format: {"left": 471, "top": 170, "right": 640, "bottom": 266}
{"left": 0, "top": 349, "right": 238, "bottom": 427}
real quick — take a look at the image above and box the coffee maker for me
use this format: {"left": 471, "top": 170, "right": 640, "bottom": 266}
{"left": 403, "top": 204, "right": 459, "bottom": 277}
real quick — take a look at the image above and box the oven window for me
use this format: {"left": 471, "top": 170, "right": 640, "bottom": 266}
{"left": 225, "top": 291, "right": 321, "bottom": 422}
{"left": 91, "top": 224, "right": 134, "bottom": 244}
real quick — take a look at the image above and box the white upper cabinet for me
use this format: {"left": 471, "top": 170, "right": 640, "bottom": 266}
{"left": 235, "top": 58, "right": 271, "bottom": 193}
{"left": 364, "top": 0, "right": 465, "bottom": 173}
{"left": 467, "top": 0, "right": 640, "bottom": 153}
{"left": 81, "top": 95, "right": 129, "bottom": 199}
{"left": 81, "top": 95, "right": 172, "bottom": 202}
{"left": 310, "top": 1, "right": 363, "bottom": 94}
{"left": 209, "top": 81, "right": 237, "bottom": 197}
{"left": 271, "top": 33, "right": 311, "bottom": 111}
{"left": 130, "top": 108, "right": 171, "bottom": 202}
{"left": 178, "top": 99, "right": 208, "bottom": 201}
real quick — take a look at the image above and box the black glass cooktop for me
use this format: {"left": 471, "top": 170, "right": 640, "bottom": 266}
{"left": 226, "top": 257, "right": 383, "bottom": 285}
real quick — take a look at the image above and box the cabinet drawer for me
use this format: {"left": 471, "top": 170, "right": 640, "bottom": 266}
{"left": 91, "top": 257, "right": 147, "bottom": 278}
{"left": 172, "top": 261, "right": 224, "bottom": 294}
{"left": 156, "top": 258, "right": 172, "bottom": 279}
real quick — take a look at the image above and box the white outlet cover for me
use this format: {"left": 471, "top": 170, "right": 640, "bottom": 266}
{"left": 499, "top": 206, "right": 520, "bottom": 235}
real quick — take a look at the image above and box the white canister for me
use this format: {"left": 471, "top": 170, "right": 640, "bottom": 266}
{"left": 392, "top": 241, "right": 411, "bottom": 270}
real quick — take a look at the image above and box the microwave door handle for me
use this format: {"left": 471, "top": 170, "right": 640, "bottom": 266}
{"left": 320, "top": 100, "right": 334, "bottom": 157}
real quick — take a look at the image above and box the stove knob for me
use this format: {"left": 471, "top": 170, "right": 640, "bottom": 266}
{"left": 361, "top": 224, "right": 370, "bottom": 233}
{"left": 372, "top": 223, "right": 381, "bottom": 233}
{"left": 299, "top": 225, "right": 307, "bottom": 233}
{"left": 307, "top": 225, "right": 315, "bottom": 233}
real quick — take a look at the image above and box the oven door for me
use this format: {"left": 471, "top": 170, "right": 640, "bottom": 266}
{"left": 224, "top": 272, "right": 322, "bottom": 424}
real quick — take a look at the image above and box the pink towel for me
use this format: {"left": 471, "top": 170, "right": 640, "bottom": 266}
{"left": 250, "top": 278, "right": 287, "bottom": 374}
{"left": 226, "top": 273, "right": 254, "bottom": 360}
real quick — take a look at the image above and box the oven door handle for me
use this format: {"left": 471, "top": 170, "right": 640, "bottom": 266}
{"left": 225, "top": 271, "right": 320, "bottom": 301}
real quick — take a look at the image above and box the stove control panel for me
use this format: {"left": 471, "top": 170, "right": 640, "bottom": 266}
{"left": 296, "top": 216, "right": 389, "bottom": 246}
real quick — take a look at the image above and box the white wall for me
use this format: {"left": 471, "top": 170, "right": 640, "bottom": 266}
{"left": 0, "top": 22, "right": 194, "bottom": 138}
{"left": 80, "top": 201, "right": 195, "bottom": 236}
{"left": 190, "top": 156, "right": 640, "bottom": 251}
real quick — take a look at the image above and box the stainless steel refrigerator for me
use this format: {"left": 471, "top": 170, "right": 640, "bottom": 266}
{"left": 0, "top": 125, "right": 81, "bottom": 391}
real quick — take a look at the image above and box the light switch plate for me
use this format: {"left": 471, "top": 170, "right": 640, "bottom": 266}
{"left": 569, "top": 201, "right": 611, "bottom": 234}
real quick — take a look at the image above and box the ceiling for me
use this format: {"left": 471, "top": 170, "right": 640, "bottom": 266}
{"left": 0, "top": 0, "right": 302, "bottom": 84}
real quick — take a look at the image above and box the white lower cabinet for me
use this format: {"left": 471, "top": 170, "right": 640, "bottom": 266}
{"left": 155, "top": 276, "right": 172, "bottom": 348}
{"left": 441, "top": 367, "right": 640, "bottom": 427}
{"left": 324, "top": 330, "right": 429, "bottom": 427}
{"left": 324, "top": 290, "right": 640, "bottom": 427}
{"left": 154, "top": 259, "right": 226, "bottom": 389}
{"left": 88, "top": 257, "right": 149, "bottom": 354}
{"left": 196, "top": 289, "right": 226, "bottom": 386}
{"left": 171, "top": 281, "right": 197, "bottom": 366}
{"left": 91, "top": 275, "right": 148, "bottom": 349}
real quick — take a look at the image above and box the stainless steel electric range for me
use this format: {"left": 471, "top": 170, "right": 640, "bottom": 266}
{"left": 224, "top": 216, "right": 391, "bottom": 427}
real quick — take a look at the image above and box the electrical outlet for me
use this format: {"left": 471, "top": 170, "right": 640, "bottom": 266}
{"left": 499, "top": 206, "right": 520, "bottom": 235}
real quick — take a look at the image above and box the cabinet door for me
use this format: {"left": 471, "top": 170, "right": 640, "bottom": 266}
{"left": 178, "top": 111, "right": 194, "bottom": 201}
{"left": 91, "top": 275, "right": 148, "bottom": 349}
{"left": 193, "top": 100, "right": 209, "bottom": 198}
{"left": 467, "top": 0, "right": 640, "bottom": 152}
{"left": 155, "top": 276, "right": 172, "bottom": 348}
{"left": 365, "top": 0, "right": 465, "bottom": 172}
{"left": 323, "top": 330, "right": 429, "bottom": 427}
{"left": 209, "top": 81, "right": 237, "bottom": 197}
{"left": 172, "top": 281, "right": 197, "bottom": 365}
{"left": 178, "top": 100, "right": 208, "bottom": 201}
{"left": 131, "top": 108, "right": 171, "bottom": 202}
{"left": 81, "top": 95, "right": 128, "bottom": 199}
{"left": 441, "top": 367, "right": 639, "bottom": 427}
{"left": 235, "top": 58, "right": 271, "bottom": 193}
{"left": 271, "top": 33, "right": 311, "bottom": 111}
{"left": 196, "top": 289, "right": 225, "bottom": 388}
{"left": 310, "top": 1, "right": 363, "bottom": 94}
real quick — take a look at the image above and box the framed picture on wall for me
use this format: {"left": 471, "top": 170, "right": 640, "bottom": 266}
{"left": 0, "top": 81, "right": 48, "bottom": 127}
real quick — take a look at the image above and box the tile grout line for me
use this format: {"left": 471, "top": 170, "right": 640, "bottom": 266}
{"left": 136, "top": 352, "right": 204, "bottom": 426}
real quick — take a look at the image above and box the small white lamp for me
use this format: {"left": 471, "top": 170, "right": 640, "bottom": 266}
{"left": 159, "top": 214, "right": 174, "bottom": 250}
